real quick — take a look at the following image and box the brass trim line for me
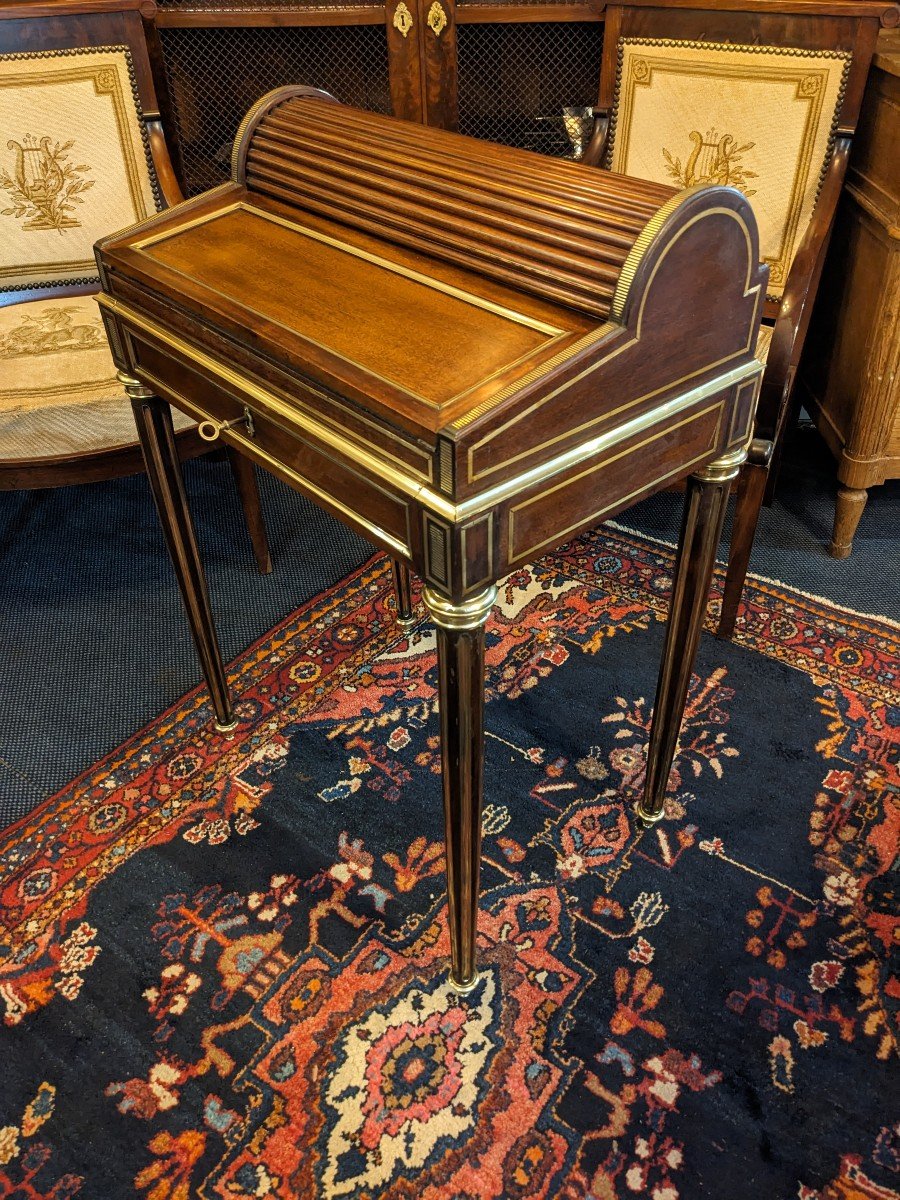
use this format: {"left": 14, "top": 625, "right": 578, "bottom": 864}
{"left": 100, "top": 296, "right": 761, "bottom": 526}
{"left": 610, "top": 185, "right": 705, "bottom": 322}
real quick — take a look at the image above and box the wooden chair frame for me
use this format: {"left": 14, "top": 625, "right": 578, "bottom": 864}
{"left": 584, "top": 0, "right": 898, "bottom": 637}
{"left": 0, "top": 0, "right": 270, "bottom": 573}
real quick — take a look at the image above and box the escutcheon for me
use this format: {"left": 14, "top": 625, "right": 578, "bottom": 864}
{"left": 427, "top": 1, "right": 448, "bottom": 36}
{"left": 393, "top": 1, "right": 414, "bottom": 37}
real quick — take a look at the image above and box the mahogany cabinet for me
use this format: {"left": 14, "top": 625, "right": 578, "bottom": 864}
{"left": 148, "top": 0, "right": 605, "bottom": 195}
{"left": 799, "top": 30, "right": 900, "bottom": 557}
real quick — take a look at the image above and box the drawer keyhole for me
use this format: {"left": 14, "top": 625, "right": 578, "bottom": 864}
{"left": 197, "top": 407, "right": 255, "bottom": 442}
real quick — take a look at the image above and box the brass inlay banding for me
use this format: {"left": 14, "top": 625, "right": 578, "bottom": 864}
{"left": 609, "top": 185, "right": 703, "bottom": 322}
{"left": 467, "top": 204, "right": 762, "bottom": 481}
{"left": 508, "top": 402, "right": 725, "bottom": 563}
{"left": 98, "top": 295, "right": 761, "bottom": 527}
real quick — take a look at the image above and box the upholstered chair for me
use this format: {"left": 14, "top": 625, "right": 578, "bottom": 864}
{"left": 0, "top": 0, "right": 270, "bottom": 574}
{"left": 584, "top": 0, "right": 895, "bottom": 637}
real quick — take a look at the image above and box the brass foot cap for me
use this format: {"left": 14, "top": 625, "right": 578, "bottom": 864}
{"left": 448, "top": 971, "right": 481, "bottom": 996}
{"left": 634, "top": 799, "right": 665, "bottom": 829}
{"left": 395, "top": 613, "right": 419, "bottom": 633}
{"left": 214, "top": 716, "right": 240, "bottom": 737}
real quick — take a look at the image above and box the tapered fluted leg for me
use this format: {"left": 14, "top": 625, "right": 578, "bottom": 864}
{"left": 226, "top": 446, "right": 272, "bottom": 575}
{"left": 123, "top": 373, "right": 236, "bottom": 733}
{"left": 717, "top": 438, "right": 773, "bottom": 639}
{"left": 636, "top": 446, "right": 747, "bottom": 826}
{"left": 423, "top": 585, "right": 497, "bottom": 991}
{"left": 391, "top": 558, "right": 416, "bottom": 630}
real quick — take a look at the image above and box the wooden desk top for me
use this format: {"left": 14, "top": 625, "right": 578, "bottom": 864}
{"left": 113, "top": 194, "right": 594, "bottom": 430}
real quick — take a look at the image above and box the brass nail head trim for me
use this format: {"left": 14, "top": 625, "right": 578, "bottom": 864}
{"left": 423, "top": 585, "right": 497, "bottom": 631}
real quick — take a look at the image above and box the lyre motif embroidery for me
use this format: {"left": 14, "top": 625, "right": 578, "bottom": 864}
{"left": 0, "top": 135, "right": 94, "bottom": 233}
{"left": 662, "top": 129, "right": 758, "bottom": 196}
{"left": 0, "top": 306, "right": 105, "bottom": 359}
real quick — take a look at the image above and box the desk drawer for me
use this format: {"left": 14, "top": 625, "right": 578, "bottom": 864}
{"left": 126, "top": 328, "right": 414, "bottom": 559}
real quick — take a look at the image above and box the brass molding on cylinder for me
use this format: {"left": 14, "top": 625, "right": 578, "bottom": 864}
{"left": 117, "top": 369, "right": 154, "bottom": 400}
{"left": 423, "top": 584, "right": 497, "bottom": 631}
{"left": 427, "top": 1, "right": 448, "bottom": 36}
{"left": 393, "top": 1, "right": 414, "bottom": 37}
{"left": 692, "top": 443, "right": 748, "bottom": 484}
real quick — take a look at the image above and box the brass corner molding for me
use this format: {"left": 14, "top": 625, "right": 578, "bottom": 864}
{"left": 693, "top": 443, "right": 748, "bottom": 483}
{"left": 116, "top": 369, "right": 154, "bottom": 400}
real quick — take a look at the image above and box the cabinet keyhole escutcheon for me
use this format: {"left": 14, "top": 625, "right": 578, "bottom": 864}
{"left": 393, "top": 2, "right": 414, "bottom": 37}
{"left": 427, "top": 1, "right": 448, "bottom": 36}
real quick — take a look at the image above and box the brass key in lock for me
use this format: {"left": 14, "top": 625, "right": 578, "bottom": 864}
{"left": 197, "top": 406, "right": 255, "bottom": 442}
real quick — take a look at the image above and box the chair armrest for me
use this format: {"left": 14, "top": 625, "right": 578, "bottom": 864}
{"left": 145, "top": 114, "right": 184, "bottom": 209}
{"left": 582, "top": 109, "right": 611, "bottom": 168}
{"left": 755, "top": 133, "right": 851, "bottom": 440}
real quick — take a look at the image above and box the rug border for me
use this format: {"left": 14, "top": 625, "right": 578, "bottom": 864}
{"left": 607, "top": 519, "right": 900, "bottom": 631}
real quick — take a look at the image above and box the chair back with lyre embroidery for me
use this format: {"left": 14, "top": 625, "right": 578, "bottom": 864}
{"left": 0, "top": 3, "right": 166, "bottom": 305}
{"left": 598, "top": 1, "right": 890, "bottom": 311}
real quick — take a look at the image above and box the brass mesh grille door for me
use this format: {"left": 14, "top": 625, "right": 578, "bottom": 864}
{"left": 157, "top": 24, "right": 392, "bottom": 196}
{"left": 456, "top": 21, "right": 603, "bottom": 157}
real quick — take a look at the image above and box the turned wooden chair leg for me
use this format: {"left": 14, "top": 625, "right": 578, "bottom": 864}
{"left": 391, "top": 558, "right": 416, "bottom": 629}
{"left": 830, "top": 486, "right": 868, "bottom": 559}
{"left": 637, "top": 446, "right": 746, "bottom": 826}
{"left": 123, "top": 373, "right": 236, "bottom": 733}
{"left": 717, "top": 438, "right": 773, "bottom": 639}
{"left": 225, "top": 446, "right": 272, "bottom": 575}
{"left": 423, "top": 585, "right": 497, "bottom": 992}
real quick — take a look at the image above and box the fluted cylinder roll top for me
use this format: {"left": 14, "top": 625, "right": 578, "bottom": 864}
{"left": 234, "top": 89, "right": 678, "bottom": 322}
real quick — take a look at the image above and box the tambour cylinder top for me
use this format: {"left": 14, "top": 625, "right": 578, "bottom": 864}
{"left": 235, "top": 92, "right": 678, "bottom": 322}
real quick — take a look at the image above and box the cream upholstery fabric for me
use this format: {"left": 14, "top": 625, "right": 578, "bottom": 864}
{"left": 0, "top": 295, "right": 191, "bottom": 459}
{"left": 755, "top": 321, "right": 774, "bottom": 365}
{"left": 0, "top": 47, "right": 160, "bottom": 292}
{"left": 608, "top": 38, "right": 851, "bottom": 300}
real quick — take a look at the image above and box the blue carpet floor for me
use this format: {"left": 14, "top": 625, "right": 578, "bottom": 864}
{"left": 1, "top": 427, "right": 897, "bottom": 826}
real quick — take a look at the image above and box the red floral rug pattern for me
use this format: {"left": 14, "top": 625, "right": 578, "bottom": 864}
{"left": 0, "top": 527, "right": 897, "bottom": 1199}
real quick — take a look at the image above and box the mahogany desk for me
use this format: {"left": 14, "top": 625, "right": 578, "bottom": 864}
{"left": 96, "top": 88, "right": 767, "bottom": 991}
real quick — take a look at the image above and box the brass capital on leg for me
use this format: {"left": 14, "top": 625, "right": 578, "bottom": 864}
{"left": 636, "top": 444, "right": 748, "bottom": 828}
{"left": 117, "top": 369, "right": 155, "bottom": 401}
{"left": 423, "top": 584, "right": 497, "bottom": 993}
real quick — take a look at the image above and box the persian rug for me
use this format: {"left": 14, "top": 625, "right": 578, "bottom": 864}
{"left": 0, "top": 526, "right": 897, "bottom": 1200}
